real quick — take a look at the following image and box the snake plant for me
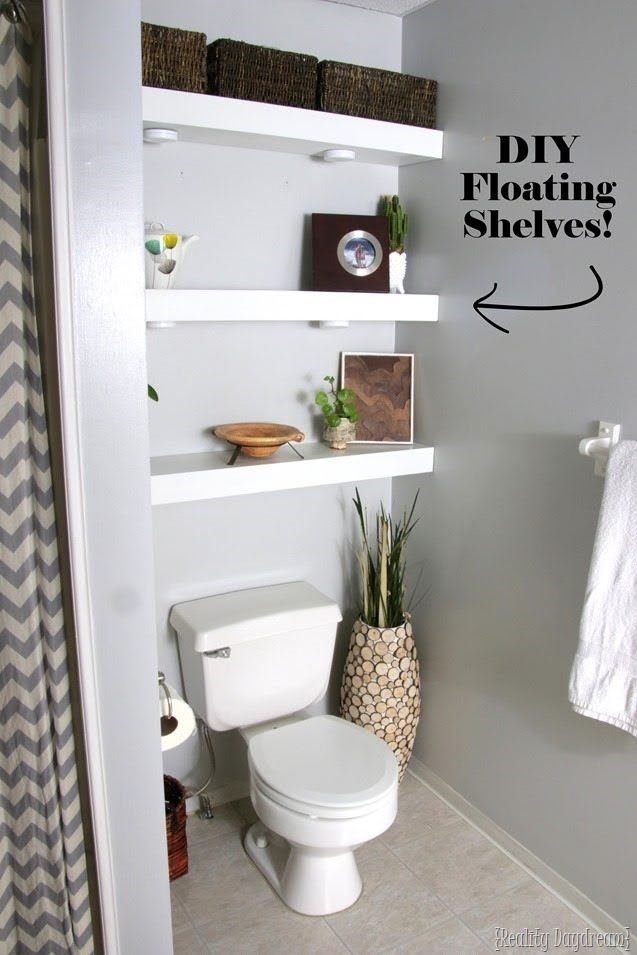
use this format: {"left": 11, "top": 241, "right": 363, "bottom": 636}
{"left": 353, "top": 487, "right": 419, "bottom": 628}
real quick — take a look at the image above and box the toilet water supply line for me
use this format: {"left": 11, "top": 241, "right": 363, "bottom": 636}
{"left": 159, "top": 672, "right": 217, "bottom": 807}
{"left": 189, "top": 720, "right": 217, "bottom": 806}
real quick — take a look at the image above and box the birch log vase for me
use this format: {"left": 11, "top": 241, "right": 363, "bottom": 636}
{"left": 340, "top": 614, "right": 420, "bottom": 782}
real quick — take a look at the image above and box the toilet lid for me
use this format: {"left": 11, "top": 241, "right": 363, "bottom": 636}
{"left": 248, "top": 715, "right": 398, "bottom": 812}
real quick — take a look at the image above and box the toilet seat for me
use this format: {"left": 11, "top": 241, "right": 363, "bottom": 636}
{"left": 248, "top": 715, "right": 398, "bottom": 820}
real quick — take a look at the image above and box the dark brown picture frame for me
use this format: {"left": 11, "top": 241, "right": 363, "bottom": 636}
{"left": 311, "top": 214, "right": 390, "bottom": 292}
{"left": 341, "top": 352, "right": 414, "bottom": 443}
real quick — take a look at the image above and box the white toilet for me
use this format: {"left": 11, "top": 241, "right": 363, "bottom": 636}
{"left": 170, "top": 581, "right": 398, "bottom": 916}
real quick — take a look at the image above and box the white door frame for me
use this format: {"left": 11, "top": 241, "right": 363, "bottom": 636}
{"left": 42, "top": 1, "right": 172, "bottom": 951}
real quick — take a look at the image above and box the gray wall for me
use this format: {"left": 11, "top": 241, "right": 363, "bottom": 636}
{"left": 397, "top": 0, "right": 637, "bottom": 927}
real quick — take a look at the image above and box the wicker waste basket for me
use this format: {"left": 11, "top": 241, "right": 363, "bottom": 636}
{"left": 164, "top": 775, "right": 188, "bottom": 881}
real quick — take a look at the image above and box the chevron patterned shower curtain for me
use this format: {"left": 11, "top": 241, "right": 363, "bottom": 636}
{"left": 0, "top": 5, "right": 95, "bottom": 952}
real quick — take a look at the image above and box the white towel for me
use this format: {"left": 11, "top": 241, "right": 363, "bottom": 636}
{"left": 569, "top": 440, "right": 637, "bottom": 736}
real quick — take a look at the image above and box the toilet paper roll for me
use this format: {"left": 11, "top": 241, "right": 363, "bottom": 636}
{"left": 159, "top": 683, "right": 197, "bottom": 752}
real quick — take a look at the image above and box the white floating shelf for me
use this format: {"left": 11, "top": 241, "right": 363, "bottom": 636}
{"left": 150, "top": 443, "right": 434, "bottom": 505}
{"left": 142, "top": 87, "right": 443, "bottom": 166}
{"left": 145, "top": 289, "right": 439, "bottom": 325}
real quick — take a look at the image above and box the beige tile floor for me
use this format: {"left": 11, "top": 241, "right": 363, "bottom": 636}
{"left": 170, "top": 773, "right": 618, "bottom": 954}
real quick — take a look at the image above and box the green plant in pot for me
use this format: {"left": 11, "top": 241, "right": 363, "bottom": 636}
{"left": 381, "top": 194, "right": 408, "bottom": 294}
{"left": 315, "top": 375, "right": 358, "bottom": 450}
{"left": 340, "top": 487, "right": 421, "bottom": 781}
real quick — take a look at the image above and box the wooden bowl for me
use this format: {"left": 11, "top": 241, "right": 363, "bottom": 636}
{"left": 213, "top": 422, "right": 305, "bottom": 458}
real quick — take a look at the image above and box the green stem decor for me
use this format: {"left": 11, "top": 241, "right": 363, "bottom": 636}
{"left": 353, "top": 487, "right": 419, "bottom": 629}
{"left": 382, "top": 194, "right": 409, "bottom": 253}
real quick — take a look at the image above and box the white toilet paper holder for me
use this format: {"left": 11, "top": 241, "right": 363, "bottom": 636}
{"left": 158, "top": 671, "right": 178, "bottom": 736}
{"left": 158, "top": 672, "right": 197, "bottom": 752}
{"left": 579, "top": 421, "right": 622, "bottom": 476}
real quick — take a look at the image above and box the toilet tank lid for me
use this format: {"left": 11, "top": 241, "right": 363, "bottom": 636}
{"left": 169, "top": 581, "right": 342, "bottom": 652}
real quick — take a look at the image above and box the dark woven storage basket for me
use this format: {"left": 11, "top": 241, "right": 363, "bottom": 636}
{"left": 318, "top": 60, "right": 437, "bottom": 129}
{"left": 164, "top": 775, "right": 188, "bottom": 881}
{"left": 207, "top": 38, "right": 318, "bottom": 109}
{"left": 142, "top": 22, "right": 207, "bottom": 94}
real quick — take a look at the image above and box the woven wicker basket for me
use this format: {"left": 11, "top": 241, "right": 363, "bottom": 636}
{"left": 164, "top": 775, "right": 188, "bottom": 881}
{"left": 207, "top": 38, "right": 318, "bottom": 109}
{"left": 318, "top": 60, "right": 437, "bottom": 129}
{"left": 142, "top": 22, "right": 207, "bottom": 94}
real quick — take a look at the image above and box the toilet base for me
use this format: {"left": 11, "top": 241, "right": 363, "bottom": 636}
{"left": 244, "top": 821, "right": 362, "bottom": 917}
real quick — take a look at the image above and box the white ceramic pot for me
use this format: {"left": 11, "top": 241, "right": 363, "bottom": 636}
{"left": 389, "top": 250, "right": 407, "bottom": 294}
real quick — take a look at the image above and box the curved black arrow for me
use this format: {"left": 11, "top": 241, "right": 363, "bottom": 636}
{"left": 473, "top": 265, "right": 603, "bottom": 334}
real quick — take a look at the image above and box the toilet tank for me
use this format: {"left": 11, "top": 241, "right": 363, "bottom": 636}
{"left": 170, "top": 582, "right": 342, "bottom": 732}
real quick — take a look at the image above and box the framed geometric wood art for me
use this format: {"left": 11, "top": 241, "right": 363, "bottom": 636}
{"left": 341, "top": 352, "right": 414, "bottom": 443}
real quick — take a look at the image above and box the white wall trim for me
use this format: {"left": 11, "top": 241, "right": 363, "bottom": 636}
{"left": 43, "top": 2, "right": 119, "bottom": 950}
{"left": 408, "top": 758, "right": 635, "bottom": 950}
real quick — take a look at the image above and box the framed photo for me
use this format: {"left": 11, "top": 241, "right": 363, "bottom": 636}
{"left": 312, "top": 214, "right": 389, "bottom": 292}
{"left": 341, "top": 352, "right": 414, "bottom": 444}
